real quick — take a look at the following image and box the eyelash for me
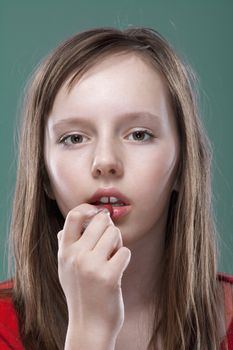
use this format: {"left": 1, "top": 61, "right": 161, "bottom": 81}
{"left": 58, "top": 129, "right": 155, "bottom": 147}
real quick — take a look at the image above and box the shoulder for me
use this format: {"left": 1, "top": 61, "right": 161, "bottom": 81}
{"left": 0, "top": 280, "right": 24, "bottom": 350}
{"left": 218, "top": 273, "right": 233, "bottom": 285}
{"left": 217, "top": 273, "right": 233, "bottom": 349}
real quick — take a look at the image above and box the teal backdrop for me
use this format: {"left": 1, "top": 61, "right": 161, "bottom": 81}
{"left": 0, "top": 0, "right": 232, "bottom": 280}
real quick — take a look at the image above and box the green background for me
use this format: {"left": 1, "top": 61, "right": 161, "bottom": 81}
{"left": 0, "top": 0, "right": 232, "bottom": 281}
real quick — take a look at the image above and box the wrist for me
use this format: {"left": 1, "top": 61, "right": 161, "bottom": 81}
{"left": 65, "top": 324, "right": 117, "bottom": 350}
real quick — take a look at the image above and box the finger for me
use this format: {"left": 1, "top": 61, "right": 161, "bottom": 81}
{"left": 93, "top": 226, "right": 123, "bottom": 261}
{"left": 79, "top": 209, "right": 115, "bottom": 250}
{"left": 61, "top": 204, "right": 105, "bottom": 246}
{"left": 57, "top": 230, "right": 63, "bottom": 241}
{"left": 108, "top": 247, "right": 131, "bottom": 280}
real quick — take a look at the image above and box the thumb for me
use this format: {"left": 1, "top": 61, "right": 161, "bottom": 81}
{"left": 109, "top": 246, "right": 131, "bottom": 279}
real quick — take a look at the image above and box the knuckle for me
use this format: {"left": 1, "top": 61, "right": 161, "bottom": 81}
{"left": 108, "top": 226, "right": 122, "bottom": 242}
{"left": 81, "top": 261, "right": 99, "bottom": 280}
{"left": 57, "top": 230, "right": 63, "bottom": 240}
{"left": 69, "top": 255, "right": 82, "bottom": 271}
{"left": 57, "top": 248, "right": 68, "bottom": 265}
{"left": 79, "top": 263, "right": 114, "bottom": 287}
{"left": 66, "top": 210, "right": 82, "bottom": 223}
{"left": 74, "top": 249, "right": 87, "bottom": 268}
{"left": 58, "top": 247, "right": 84, "bottom": 268}
{"left": 65, "top": 251, "right": 86, "bottom": 272}
{"left": 99, "top": 270, "right": 116, "bottom": 289}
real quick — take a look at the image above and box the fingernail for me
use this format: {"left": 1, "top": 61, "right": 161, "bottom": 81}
{"left": 101, "top": 208, "right": 110, "bottom": 215}
{"left": 88, "top": 207, "right": 107, "bottom": 216}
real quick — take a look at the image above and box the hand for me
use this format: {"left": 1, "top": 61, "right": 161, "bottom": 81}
{"left": 57, "top": 204, "right": 131, "bottom": 338}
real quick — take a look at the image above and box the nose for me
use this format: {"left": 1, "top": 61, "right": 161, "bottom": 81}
{"left": 91, "top": 141, "right": 123, "bottom": 178}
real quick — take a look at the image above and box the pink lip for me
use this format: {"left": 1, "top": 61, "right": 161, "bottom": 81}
{"left": 88, "top": 187, "right": 130, "bottom": 206}
{"left": 94, "top": 203, "right": 132, "bottom": 220}
{"left": 87, "top": 188, "right": 131, "bottom": 220}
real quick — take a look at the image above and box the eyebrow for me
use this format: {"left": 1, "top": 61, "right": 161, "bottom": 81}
{"left": 50, "top": 112, "right": 161, "bottom": 132}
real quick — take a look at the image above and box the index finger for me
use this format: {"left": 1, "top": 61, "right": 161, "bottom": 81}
{"left": 60, "top": 204, "right": 105, "bottom": 246}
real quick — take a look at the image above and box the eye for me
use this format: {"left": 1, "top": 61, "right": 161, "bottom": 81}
{"left": 58, "top": 129, "right": 155, "bottom": 147}
{"left": 59, "top": 134, "right": 88, "bottom": 146}
{"left": 128, "top": 129, "right": 155, "bottom": 142}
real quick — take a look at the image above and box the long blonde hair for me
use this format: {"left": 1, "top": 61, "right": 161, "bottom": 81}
{"left": 6, "top": 27, "right": 222, "bottom": 349}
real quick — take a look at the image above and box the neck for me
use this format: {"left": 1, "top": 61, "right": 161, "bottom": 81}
{"left": 121, "top": 223, "right": 165, "bottom": 315}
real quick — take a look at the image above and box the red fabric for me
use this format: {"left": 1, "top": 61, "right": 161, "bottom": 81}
{"left": 219, "top": 273, "right": 233, "bottom": 350}
{"left": 0, "top": 274, "right": 233, "bottom": 349}
{"left": 0, "top": 280, "right": 23, "bottom": 350}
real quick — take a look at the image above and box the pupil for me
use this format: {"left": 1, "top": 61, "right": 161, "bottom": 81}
{"left": 134, "top": 131, "right": 143, "bottom": 140}
{"left": 72, "top": 135, "right": 82, "bottom": 143}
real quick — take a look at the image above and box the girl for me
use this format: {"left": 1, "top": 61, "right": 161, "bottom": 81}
{"left": 0, "top": 26, "right": 232, "bottom": 350}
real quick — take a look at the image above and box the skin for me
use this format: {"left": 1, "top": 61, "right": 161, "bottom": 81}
{"left": 44, "top": 53, "right": 180, "bottom": 348}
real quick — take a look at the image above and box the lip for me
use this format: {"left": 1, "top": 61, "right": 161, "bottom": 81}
{"left": 88, "top": 187, "right": 131, "bottom": 206}
{"left": 87, "top": 188, "right": 131, "bottom": 220}
{"left": 95, "top": 203, "right": 132, "bottom": 220}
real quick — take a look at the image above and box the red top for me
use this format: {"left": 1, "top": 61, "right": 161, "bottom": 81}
{"left": 0, "top": 273, "right": 232, "bottom": 349}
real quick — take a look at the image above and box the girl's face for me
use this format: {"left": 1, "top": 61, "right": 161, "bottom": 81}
{"left": 44, "top": 53, "right": 179, "bottom": 245}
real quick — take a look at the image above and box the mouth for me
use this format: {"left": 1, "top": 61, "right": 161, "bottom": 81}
{"left": 88, "top": 187, "right": 132, "bottom": 220}
{"left": 92, "top": 202, "right": 131, "bottom": 220}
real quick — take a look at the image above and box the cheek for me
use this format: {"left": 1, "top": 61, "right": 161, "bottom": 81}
{"left": 48, "top": 156, "right": 71, "bottom": 187}
{"left": 45, "top": 152, "right": 84, "bottom": 211}
{"left": 132, "top": 143, "right": 178, "bottom": 203}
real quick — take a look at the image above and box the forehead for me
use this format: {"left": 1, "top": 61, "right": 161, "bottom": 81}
{"left": 52, "top": 52, "right": 171, "bottom": 111}
{"left": 66, "top": 51, "right": 161, "bottom": 90}
{"left": 46, "top": 52, "right": 178, "bottom": 149}
{"left": 46, "top": 52, "right": 176, "bottom": 137}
